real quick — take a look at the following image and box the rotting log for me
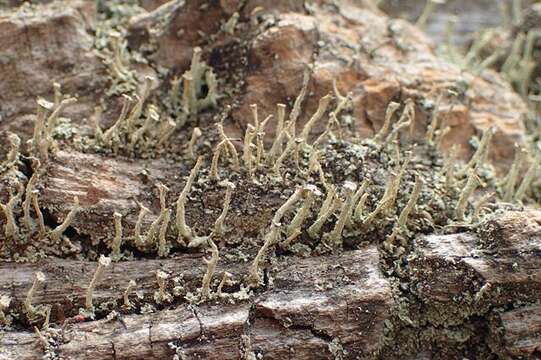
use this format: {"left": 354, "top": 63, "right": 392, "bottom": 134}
{"left": 3, "top": 213, "right": 541, "bottom": 359}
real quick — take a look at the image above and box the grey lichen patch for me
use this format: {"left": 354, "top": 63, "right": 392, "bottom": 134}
{"left": 93, "top": 0, "right": 147, "bottom": 97}
{"left": 2, "top": 83, "right": 527, "bottom": 293}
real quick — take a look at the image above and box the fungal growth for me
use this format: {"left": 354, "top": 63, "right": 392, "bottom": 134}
{"left": 375, "top": 102, "right": 401, "bottom": 142}
{"left": 214, "top": 181, "right": 235, "bottom": 236}
{"left": 502, "top": 145, "right": 526, "bottom": 202}
{"left": 299, "top": 94, "right": 332, "bottom": 146}
{"left": 0, "top": 295, "right": 11, "bottom": 325}
{"left": 134, "top": 201, "right": 150, "bottom": 248}
{"left": 111, "top": 212, "right": 123, "bottom": 260}
{"left": 155, "top": 270, "right": 171, "bottom": 304}
{"left": 48, "top": 197, "right": 80, "bottom": 242}
{"left": 455, "top": 169, "right": 479, "bottom": 221}
{"left": 457, "top": 128, "right": 494, "bottom": 177}
{"left": 324, "top": 181, "right": 357, "bottom": 246}
{"left": 0, "top": 189, "right": 21, "bottom": 240}
{"left": 1, "top": 133, "right": 21, "bottom": 173}
{"left": 188, "top": 127, "right": 202, "bottom": 159}
{"left": 30, "top": 191, "right": 46, "bottom": 236}
{"left": 178, "top": 47, "right": 219, "bottom": 115}
{"left": 283, "top": 184, "right": 321, "bottom": 247}
{"left": 158, "top": 207, "right": 171, "bottom": 257}
{"left": 249, "top": 186, "right": 305, "bottom": 286}
{"left": 364, "top": 156, "right": 411, "bottom": 225}
{"left": 308, "top": 185, "right": 337, "bottom": 239}
{"left": 416, "top": 0, "right": 446, "bottom": 29}
{"left": 515, "top": 162, "right": 538, "bottom": 202}
{"left": 397, "top": 176, "right": 423, "bottom": 231}
{"left": 22, "top": 159, "right": 40, "bottom": 231}
{"left": 123, "top": 280, "right": 137, "bottom": 309}
{"left": 217, "top": 272, "right": 232, "bottom": 297}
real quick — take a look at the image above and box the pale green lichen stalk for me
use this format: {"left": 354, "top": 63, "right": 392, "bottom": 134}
{"left": 299, "top": 94, "right": 332, "bottom": 146}
{"left": 123, "top": 280, "right": 137, "bottom": 308}
{"left": 31, "top": 191, "right": 46, "bottom": 236}
{"left": 111, "top": 212, "right": 123, "bottom": 260}
{"left": 375, "top": 102, "right": 400, "bottom": 142}
{"left": 416, "top": 0, "right": 446, "bottom": 29}
{"left": 364, "top": 156, "right": 410, "bottom": 225}
{"left": 176, "top": 47, "right": 219, "bottom": 116}
{"left": 176, "top": 157, "right": 203, "bottom": 244}
{"left": 134, "top": 201, "right": 150, "bottom": 248}
{"left": 308, "top": 185, "right": 337, "bottom": 239}
{"left": 502, "top": 146, "right": 526, "bottom": 202}
{"left": 283, "top": 185, "right": 321, "bottom": 248}
{"left": 24, "top": 271, "right": 45, "bottom": 318}
{"left": 48, "top": 197, "right": 80, "bottom": 242}
{"left": 397, "top": 176, "right": 423, "bottom": 231}
{"left": 0, "top": 190, "right": 21, "bottom": 240}
{"left": 214, "top": 181, "right": 235, "bottom": 236}
{"left": 324, "top": 181, "right": 357, "bottom": 246}
{"left": 85, "top": 255, "right": 111, "bottom": 310}
{"left": 144, "top": 184, "right": 169, "bottom": 246}
{"left": 155, "top": 270, "right": 171, "bottom": 304}
{"left": 0, "top": 295, "right": 11, "bottom": 325}
{"left": 158, "top": 208, "right": 171, "bottom": 257}
{"left": 200, "top": 238, "right": 219, "bottom": 300}
{"left": 22, "top": 159, "right": 40, "bottom": 231}
{"left": 249, "top": 187, "right": 305, "bottom": 286}
{"left": 455, "top": 169, "right": 479, "bottom": 221}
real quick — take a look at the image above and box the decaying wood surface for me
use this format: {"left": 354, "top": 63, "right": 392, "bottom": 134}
{"left": 2, "top": 211, "right": 541, "bottom": 359}
{"left": 1, "top": 0, "right": 540, "bottom": 359}
{"left": 1, "top": 248, "right": 393, "bottom": 359}
{"left": 411, "top": 229, "right": 541, "bottom": 320}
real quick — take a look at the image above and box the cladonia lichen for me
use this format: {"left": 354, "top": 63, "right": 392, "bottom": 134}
{"left": 85, "top": 255, "right": 111, "bottom": 310}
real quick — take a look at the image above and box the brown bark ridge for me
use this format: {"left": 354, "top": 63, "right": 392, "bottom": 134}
{"left": 32, "top": 149, "right": 292, "bottom": 248}
{"left": 402, "top": 210, "right": 541, "bottom": 358}
{"left": 489, "top": 305, "right": 541, "bottom": 358}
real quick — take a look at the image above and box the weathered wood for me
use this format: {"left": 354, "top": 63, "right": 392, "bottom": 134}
{"left": 489, "top": 305, "right": 541, "bottom": 358}
{"left": 0, "top": 253, "right": 205, "bottom": 318}
{"left": 35, "top": 150, "right": 288, "bottom": 247}
{"left": 38, "top": 150, "right": 180, "bottom": 241}
{"left": 0, "top": 247, "right": 394, "bottom": 359}
{"left": 408, "top": 210, "right": 541, "bottom": 326}
{"left": 0, "top": 0, "right": 106, "bottom": 137}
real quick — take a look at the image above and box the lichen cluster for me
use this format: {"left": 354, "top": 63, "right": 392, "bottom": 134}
{"left": 0, "top": 1, "right": 539, "bottom": 353}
